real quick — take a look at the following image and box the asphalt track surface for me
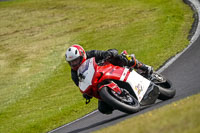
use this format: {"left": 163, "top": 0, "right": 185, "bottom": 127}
{"left": 49, "top": 1, "right": 200, "bottom": 133}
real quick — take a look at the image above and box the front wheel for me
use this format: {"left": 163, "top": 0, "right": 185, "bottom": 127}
{"left": 151, "top": 73, "right": 176, "bottom": 100}
{"left": 99, "top": 87, "right": 140, "bottom": 114}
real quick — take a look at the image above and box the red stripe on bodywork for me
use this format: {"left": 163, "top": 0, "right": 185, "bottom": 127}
{"left": 124, "top": 71, "right": 130, "bottom": 82}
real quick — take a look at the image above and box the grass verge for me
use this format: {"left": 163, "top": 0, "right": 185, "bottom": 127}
{"left": 95, "top": 93, "right": 200, "bottom": 133}
{"left": 0, "top": 0, "right": 193, "bottom": 132}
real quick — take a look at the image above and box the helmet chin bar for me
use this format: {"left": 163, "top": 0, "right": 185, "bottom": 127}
{"left": 69, "top": 56, "right": 84, "bottom": 70}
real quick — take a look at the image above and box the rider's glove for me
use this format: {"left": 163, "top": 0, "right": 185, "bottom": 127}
{"left": 83, "top": 93, "right": 92, "bottom": 104}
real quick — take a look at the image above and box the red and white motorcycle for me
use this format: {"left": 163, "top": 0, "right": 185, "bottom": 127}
{"left": 77, "top": 57, "right": 176, "bottom": 114}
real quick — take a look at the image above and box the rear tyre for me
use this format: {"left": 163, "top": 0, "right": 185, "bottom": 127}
{"left": 151, "top": 73, "right": 176, "bottom": 100}
{"left": 158, "top": 80, "right": 176, "bottom": 100}
{"left": 99, "top": 87, "right": 140, "bottom": 114}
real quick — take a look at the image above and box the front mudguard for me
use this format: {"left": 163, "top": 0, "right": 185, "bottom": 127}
{"left": 99, "top": 81, "right": 122, "bottom": 95}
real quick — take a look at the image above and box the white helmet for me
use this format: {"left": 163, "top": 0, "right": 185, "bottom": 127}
{"left": 65, "top": 44, "right": 86, "bottom": 70}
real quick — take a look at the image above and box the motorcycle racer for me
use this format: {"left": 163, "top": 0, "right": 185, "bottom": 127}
{"left": 65, "top": 44, "right": 153, "bottom": 114}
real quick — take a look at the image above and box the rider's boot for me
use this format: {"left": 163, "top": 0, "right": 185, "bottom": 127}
{"left": 121, "top": 50, "right": 153, "bottom": 77}
{"left": 136, "top": 62, "right": 153, "bottom": 77}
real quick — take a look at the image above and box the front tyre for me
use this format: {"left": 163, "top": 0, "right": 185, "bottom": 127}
{"left": 99, "top": 87, "right": 140, "bottom": 114}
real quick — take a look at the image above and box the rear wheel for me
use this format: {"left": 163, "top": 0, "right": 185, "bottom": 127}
{"left": 99, "top": 87, "right": 140, "bottom": 114}
{"left": 151, "top": 73, "right": 176, "bottom": 100}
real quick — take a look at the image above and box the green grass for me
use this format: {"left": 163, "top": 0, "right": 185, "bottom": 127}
{"left": 95, "top": 93, "right": 200, "bottom": 133}
{"left": 0, "top": 0, "right": 193, "bottom": 132}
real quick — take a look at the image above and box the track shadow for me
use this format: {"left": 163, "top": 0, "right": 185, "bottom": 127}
{"left": 67, "top": 113, "right": 129, "bottom": 133}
